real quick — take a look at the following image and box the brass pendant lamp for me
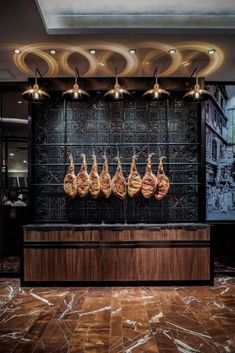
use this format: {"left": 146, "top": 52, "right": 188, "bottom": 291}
{"left": 183, "top": 68, "right": 211, "bottom": 102}
{"left": 22, "top": 68, "right": 50, "bottom": 102}
{"left": 104, "top": 67, "right": 131, "bottom": 101}
{"left": 143, "top": 66, "right": 170, "bottom": 101}
{"left": 63, "top": 67, "right": 89, "bottom": 101}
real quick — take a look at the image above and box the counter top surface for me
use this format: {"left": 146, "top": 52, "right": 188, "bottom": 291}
{"left": 24, "top": 223, "right": 210, "bottom": 230}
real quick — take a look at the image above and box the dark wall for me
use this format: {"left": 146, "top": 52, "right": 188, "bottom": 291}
{"left": 31, "top": 93, "right": 201, "bottom": 223}
{"left": 212, "top": 224, "right": 235, "bottom": 257}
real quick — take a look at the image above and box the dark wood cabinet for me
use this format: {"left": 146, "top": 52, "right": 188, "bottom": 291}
{"left": 22, "top": 224, "right": 212, "bottom": 285}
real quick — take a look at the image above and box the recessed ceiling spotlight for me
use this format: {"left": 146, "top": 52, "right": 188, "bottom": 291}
{"left": 23, "top": 160, "right": 28, "bottom": 164}
{"left": 168, "top": 48, "right": 176, "bottom": 55}
{"left": 89, "top": 49, "right": 96, "bottom": 55}
{"left": 14, "top": 49, "right": 21, "bottom": 54}
{"left": 9, "top": 153, "right": 14, "bottom": 157}
{"left": 17, "top": 100, "right": 23, "bottom": 104}
{"left": 129, "top": 49, "right": 136, "bottom": 54}
{"left": 49, "top": 49, "right": 57, "bottom": 55}
{"left": 208, "top": 48, "right": 216, "bottom": 55}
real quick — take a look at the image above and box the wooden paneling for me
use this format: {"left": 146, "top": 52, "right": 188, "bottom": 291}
{"left": 24, "top": 228, "right": 210, "bottom": 242}
{"left": 24, "top": 248, "right": 100, "bottom": 282}
{"left": 23, "top": 227, "right": 211, "bottom": 284}
{"left": 24, "top": 247, "right": 210, "bottom": 282}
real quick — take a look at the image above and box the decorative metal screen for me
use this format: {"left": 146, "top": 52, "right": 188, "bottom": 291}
{"left": 31, "top": 93, "right": 200, "bottom": 223}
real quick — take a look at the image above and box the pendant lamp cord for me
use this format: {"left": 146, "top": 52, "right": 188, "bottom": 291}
{"left": 190, "top": 67, "right": 199, "bottom": 86}
{"left": 115, "top": 67, "right": 118, "bottom": 85}
{"left": 75, "top": 67, "right": 79, "bottom": 85}
{"left": 153, "top": 66, "right": 158, "bottom": 85}
{"left": 34, "top": 68, "right": 43, "bottom": 85}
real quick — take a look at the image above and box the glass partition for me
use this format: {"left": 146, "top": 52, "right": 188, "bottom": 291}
{"left": 0, "top": 83, "right": 29, "bottom": 275}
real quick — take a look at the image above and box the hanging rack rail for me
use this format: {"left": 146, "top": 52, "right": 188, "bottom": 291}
{"left": 34, "top": 142, "right": 200, "bottom": 146}
{"left": 32, "top": 162, "right": 201, "bottom": 166}
{"left": 31, "top": 182, "right": 202, "bottom": 186}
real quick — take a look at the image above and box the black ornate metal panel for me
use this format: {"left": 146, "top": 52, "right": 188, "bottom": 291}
{"left": 31, "top": 93, "right": 200, "bottom": 223}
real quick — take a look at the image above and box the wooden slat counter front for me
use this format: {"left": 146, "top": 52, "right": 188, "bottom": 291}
{"left": 22, "top": 224, "right": 212, "bottom": 286}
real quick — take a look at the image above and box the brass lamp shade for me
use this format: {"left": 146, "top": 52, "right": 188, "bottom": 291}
{"left": 143, "top": 66, "right": 170, "bottom": 101}
{"left": 63, "top": 83, "right": 89, "bottom": 102}
{"left": 143, "top": 83, "right": 170, "bottom": 101}
{"left": 104, "top": 67, "right": 131, "bottom": 101}
{"left": 183, "top": 69, "right": 211, "bottom": 102}
{"left": 63, "top": 67, "right": 89, "bottom": 102}
{"left": 22, "top": 69, "right": 50, "bottom": 102}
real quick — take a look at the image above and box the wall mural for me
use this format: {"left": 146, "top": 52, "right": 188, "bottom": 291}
{"left": 31, "top": 93, "right": 200, "bottom": 223}
{"left": 206, "top": 85, "right": 235, "bottom": 221}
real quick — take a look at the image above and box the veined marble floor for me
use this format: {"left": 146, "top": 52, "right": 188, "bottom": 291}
{"left": 0, "top": 278, "right": 235, "bottom": 353}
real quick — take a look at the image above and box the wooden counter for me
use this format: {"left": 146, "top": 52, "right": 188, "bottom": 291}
{"left": 22, "top": 224, "right": 212, "bottom": 286}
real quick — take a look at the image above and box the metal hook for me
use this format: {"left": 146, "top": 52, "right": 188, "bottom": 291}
{"left": 116, "top": 143, "right": 120, "bottom": 158}
{"left": 104, "top": 143, "right": 107, "bottom": 157}
{"left": 159, "top": 145, "right": 162, "bottom": 159}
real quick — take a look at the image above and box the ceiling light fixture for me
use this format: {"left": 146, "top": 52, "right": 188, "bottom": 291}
{"left": 62, "top": 67, "right": 89, "bottom": 101}
{"left": 89, "top": 49, "right": 96, "bottom": 55}
{"left": 129, "top": 49, "right": 136, "bottom": 54}
{"left": 9, "top": 153, "right": 14, "bottom": 157}
{"left": 22, "top": 68, "right": 50, "bottom": 102}
{"left": 143, "top": 65, "right": 170, "bottom": 101}
{"left": 14, "top": 49, "right": 21, "bottom": 54}
{"left": 17, "top": 100, "right": 22, "bottom": 104}
{"left": 49, "top": 49, "right": 57, "bottom": 55}
{"left": 168, "top": 48, "right": 176, "bottom": 55}
{"left": 104, "top": 67, "right": 131, "bottom": 101}
{"left": 183, "top": 67, "right": 211, "bottom": 102}
{"left": 208, "top": 48, "right": 216, "bottom": 55}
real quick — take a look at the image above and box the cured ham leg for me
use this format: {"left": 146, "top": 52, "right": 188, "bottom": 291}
{"left": 77, "top": 154, "right": 90, "bottom": 197}
{"left": 155, "top": 156, "right": 170, "bottom": 201}
{"left": 128, "top": 154, "right": 142, "bottom": 197}
{"left": 100, "top": 155, "right": 112, "bottom": 198}
{"left": 63, "top": 154, "right": 77, "bottom": 198}
{"left": 89, "top": 154, "right": 101, "bottom": 198}
{"left": 111, "top": 157, "right": 126, "bottom": 199}
{"left": 141, "top": 153, "right": 157, "bottom": 199}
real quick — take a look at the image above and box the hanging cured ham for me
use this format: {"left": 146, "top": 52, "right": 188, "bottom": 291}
{"left": 76, "top": 154, "right": 90, "bottom": 197}
{"left": 89, "top": 154, "right": 101, "bottom": 198}
{"left": 155, "top": 156, "right": 170, "bottom": 201}
{"left": 141, "top": 153, "right": 158, "bottom": 199}
{"left": 111, "top": 157, "right": 126, "bottom": 199}
{"left": 128, "top": 155, "right": 142, "bottom": 197}
{"left": 63, "top": 154, "right": 77, "bottom": 198}
{"left": 100, "top": 155, "right": 112, "bottom": 198}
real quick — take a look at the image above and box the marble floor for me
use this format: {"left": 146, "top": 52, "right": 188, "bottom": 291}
{"left": 214, "top": 256, "right": 235, "bottom": 277}
{"left": 0, "top": 277, "right": 235, "bottom": 353}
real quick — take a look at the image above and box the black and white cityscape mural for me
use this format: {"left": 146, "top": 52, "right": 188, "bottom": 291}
{"left": 206, "top": 85, "right": 235, "bottom": 221}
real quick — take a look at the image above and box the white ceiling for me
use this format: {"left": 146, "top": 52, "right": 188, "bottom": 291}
{"left": 36, "top": 0, "right": 235, "bottom": 32}
{"left": 0, "top": 0, "right": 235, "bottom": 82}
